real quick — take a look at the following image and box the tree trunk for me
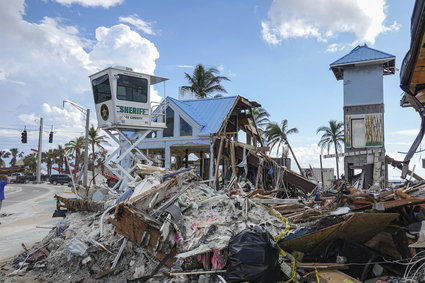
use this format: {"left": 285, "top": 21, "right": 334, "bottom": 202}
{"left": 286, "top": 141, "right": 304, "bottom": 177}
{"left": 92, "top": 143, "right": 96, "bottom": 185}
{"left": 334, "top": 140, "right": 340, "bottom": 179}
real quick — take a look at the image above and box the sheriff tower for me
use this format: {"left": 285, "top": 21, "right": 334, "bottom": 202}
{"left": 330, "top": 45, "right": 395, "bottom": 188}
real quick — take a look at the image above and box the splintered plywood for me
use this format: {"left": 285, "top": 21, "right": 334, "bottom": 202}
{"left": 318, "top": 270, "right": 361, "bottom": 283}
{"left": 129, "top": 174, "right": 180, "bottom": 211}
{"left": 108, "top": 204, "right": 176, "bottom": 264}
{"left": 279, "top": 213, "right": 398, "bottom": 253}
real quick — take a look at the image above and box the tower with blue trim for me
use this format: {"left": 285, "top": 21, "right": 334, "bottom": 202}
{"left": 330, "top": 44, "right": 395, "bottom": 187}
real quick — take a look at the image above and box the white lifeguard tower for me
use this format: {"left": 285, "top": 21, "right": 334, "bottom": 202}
{"left": 89, "top": 66, "right": 168, "bottom": 188}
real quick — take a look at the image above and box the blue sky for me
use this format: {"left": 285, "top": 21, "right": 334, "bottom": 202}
{"left": 0, "top": 0, "right": 421, "bottom": 179}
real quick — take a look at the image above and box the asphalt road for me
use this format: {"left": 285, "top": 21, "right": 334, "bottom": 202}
{"left": 0, "top": 183, "right": 74, "bottom": 261}
{"left": 3, "top": 184, "right": 50, "bottom": 208}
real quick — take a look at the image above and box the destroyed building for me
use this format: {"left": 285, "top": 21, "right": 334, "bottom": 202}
{"left": 138, "top": 95, "right": 263, "bottom": 179}
{"left": 7, "top": 7, "right": 425, "bottom": 280}
{"left": 330, "top": 45, "right": 395, "bottom": 188}
{"left": 400, "top": 0, "right": 425, "bottom": 179}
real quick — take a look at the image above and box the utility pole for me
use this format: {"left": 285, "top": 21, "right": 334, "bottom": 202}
{"left": 83, "top": 109, "right": 90, "bottom": 188}
{"left": 36, "top": 117, "right": 43, "bottom": 183}
{"left": 63, "top": 100, "right": 90, "bottom": 188}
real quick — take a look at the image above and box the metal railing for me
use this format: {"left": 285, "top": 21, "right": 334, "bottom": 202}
{"left": 150, "top": 101, "right": 166, "bottom": 124}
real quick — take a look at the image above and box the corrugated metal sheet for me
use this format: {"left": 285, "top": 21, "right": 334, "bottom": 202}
{"left": 330, "top": 45, "right": 395, "bottom": 66}
{"left": 167, "top": 96, "right": 238, "bottom": 135}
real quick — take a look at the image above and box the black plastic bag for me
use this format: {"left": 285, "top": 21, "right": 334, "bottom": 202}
{"left": 226, "top": 226, "right": 280, "bottom": 282}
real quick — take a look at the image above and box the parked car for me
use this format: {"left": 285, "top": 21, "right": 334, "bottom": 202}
{"left": 49, "top": 174, "right": 71, "bottom": 185}
{"left": 9, "top": 172, "right": 25, "bottom": 183}
{"left": 25, "top": 173, "right": 36, "bottom": 182}
{"left": 15, "top": 175, "right": 27, "bottom": 184}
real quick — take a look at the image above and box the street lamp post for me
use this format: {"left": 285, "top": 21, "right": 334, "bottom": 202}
{"left": 63, "top": 99, "right": 90, "bottom": 188}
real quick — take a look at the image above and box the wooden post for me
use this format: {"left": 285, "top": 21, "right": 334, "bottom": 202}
{"left": 185, "top": 149, "right": 189, "bottom": 168}
{"left": 230, "top": 141, "right": 239, "bottom": 190}
{"left": 214, "top": 137, "right": 225, "bottom": 188}
{"left": 200, "top": 151, "right": 204, "bottom": 179}
{"left": 320, "top": 154, "right": 324, "bottom": 186}
{"left": 255, "top": 161, "right": 263, "bottom": 189}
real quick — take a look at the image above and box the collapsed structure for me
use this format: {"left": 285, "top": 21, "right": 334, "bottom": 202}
{"left": 5, "top": 4, "right": 425, "bottom": 280}
{"left": 3, "top": 165, "right": 425, "bottom": 282}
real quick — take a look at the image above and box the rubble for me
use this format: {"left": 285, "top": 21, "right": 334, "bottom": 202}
{"left": 3, "top": 166, "right": 425, "bottom": 282}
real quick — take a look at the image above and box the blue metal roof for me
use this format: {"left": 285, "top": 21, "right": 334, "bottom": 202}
{"left": 330, "top": 44, "right": 395, "bottom": 66}
{"left": 167, "top": 96, "right": 238, "bottom": 135}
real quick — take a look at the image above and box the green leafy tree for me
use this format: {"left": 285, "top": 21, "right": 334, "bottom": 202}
{"left": 9, "top": 148, "right": 24, "bottom": 166}
{"left": 88, "top": 125, "right": 109, "bottom": 185}
{"left": 181, "top": 64, "right": 230, "bottom": 98}
{"left": 265, "top": 120, "right": 303, "bottom": 176}
{"left": 317, "top": 120, "right": 344, "bottom": 179}
{"left": 0, "top": 150, "right": 10, "bottom": 168}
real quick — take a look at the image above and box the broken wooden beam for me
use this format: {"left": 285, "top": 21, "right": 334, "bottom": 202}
{"left": 54, "top": 195, "right": 104, "bottom": 212}
{"left": 374, "top": 198, "right": 425, "bottom": 211}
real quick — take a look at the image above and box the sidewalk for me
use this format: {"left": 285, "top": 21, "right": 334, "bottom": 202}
{"left": 0, "top": 184, "right": 76, "bottom": 261}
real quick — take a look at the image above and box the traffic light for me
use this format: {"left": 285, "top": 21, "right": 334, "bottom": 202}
{"left": 49, "top": 131, "right": 53, "bottom": 143}
{"left": 21, "top": 130, "right": 27, "bottom": 143}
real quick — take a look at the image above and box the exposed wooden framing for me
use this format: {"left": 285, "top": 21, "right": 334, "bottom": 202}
{"left": 200, "top": 151, "right": 204, "bottom": 178}
{"left": 230, "top": 141, "right": 239, "bottom": 189}
{"left": 234, "top": 141, "right": 269, "bottom": 152}
{"left": 214, "top": 137, "right": 225, "bottom": 188}
{"left": 255, "top": 160, "right": 263, "bottom": 189}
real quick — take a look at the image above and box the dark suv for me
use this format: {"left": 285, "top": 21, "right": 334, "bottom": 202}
{"left": 49, "top": 174, "right": 71, "bottom": 185}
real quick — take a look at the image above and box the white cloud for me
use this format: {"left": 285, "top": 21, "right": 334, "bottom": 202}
{"left": 118, "top": 14, "right": 155, "bottom": 35}
{"left": 0, "top": 0, "right": 161, "bottom": 149}
{"left": 17, "top": 114, "right": 40, "bottom": 126}
{"left": 268, "top": 143, "right": 343, "bottom": 177}
{"left": 326, "top": 43, "right": 346, "bottom": 53}
{"left": 390, "top": 129, "right": 419, "bottom": 136}
{"left": 17, "top": 103, "right": 114, "bottom": 151}
{"left": 261, "top": 0, "right": 400, "bottom": 45}
{"left": 90, "top": 24, "right": 159, "bottom": 74}
{"left": 177, "top": 65, "right": 195, "bottom": 69}
{"left": 53, "top": 0, "right": 123, "bottom": 8}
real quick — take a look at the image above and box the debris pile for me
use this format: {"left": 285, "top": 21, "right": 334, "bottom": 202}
{"left": 3, "top": 166, "right": 425, "bottom": 282}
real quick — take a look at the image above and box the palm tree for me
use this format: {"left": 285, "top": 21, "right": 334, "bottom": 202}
{"left": 42, "top": 149, "right": 55, "bottom": 175}
{"left": 23, "top": 153, "right": 37, "bottom": 172}
{"left": 265, "top": 120, "right": 303, "bottom": 176}
{"left": 9, "top": 148, "right": 24, "bottom": 166}
{"left": 0, "top": 150, "right": 10, "bottom": 168}
{"left": 65, "top": 137, "right": 85, "bottom": 174}
{"left": 252, "top": 107, "right": 270, "bottom": 136}
{"left": 96, "top": 148, "right": 108, "bottom": 175}
{"left": 317, "top": 120, "right": 344, "bottom": 179}
{"left": 53, "top": 145, "right": 66, "bottom": 173}
{"left": 88, "top": 125, "right": 109, "bottom": 185}
{"left": 181, "top": 64, "right": 230, "bottom": 98}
